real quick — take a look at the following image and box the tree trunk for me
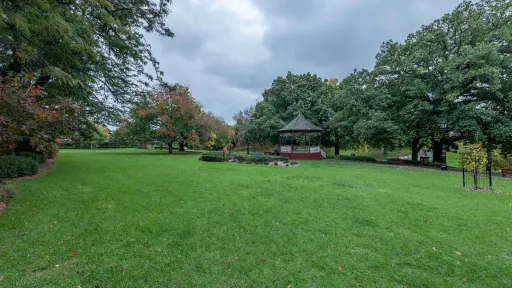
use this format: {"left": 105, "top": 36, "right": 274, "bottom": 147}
{"left": 246, "top": 141, "right": 250, "bottom": 155}
{"left": 168, "top": 143, "right": 173, "bottom": 154}
{"left": 432, "top": 141, "right": 442, "bottom": 163}
{"left": 486, "top": 146, "right": 492, "bottom": 172}
{"left": 383, "top": 147, "right": 388, "bottom": 155}
{"left": 411, "top": 138, "right": 420, "bottom": 161}
{"left": 334, "top": 142, "right": 340, "bottom": 155}
{"left": 179, "top": 141, "right": 185, "bottom": 152}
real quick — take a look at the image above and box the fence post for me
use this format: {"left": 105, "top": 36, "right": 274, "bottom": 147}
{"left": 462, "top": 167, "right": 465, "bottom": 188}
{"left": 489, "top": 169, "right": 492, "bottom": 188}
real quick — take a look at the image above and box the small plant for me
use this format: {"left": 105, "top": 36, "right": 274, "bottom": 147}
{"left": 461, "top": 144, "right": 490, "bottom": 190}
{"left": 461, "top": 144, "right": 487, "bottom": 173}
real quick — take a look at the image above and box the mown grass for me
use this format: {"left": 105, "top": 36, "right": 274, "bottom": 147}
{"left": 1, "top": 149, "right": 511, "bottom": 287}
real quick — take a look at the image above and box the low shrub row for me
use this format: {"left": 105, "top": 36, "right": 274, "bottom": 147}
{"left": 328, "top": 155, "right": 377, "bottom": 162}
{"left": 16, "top": 152, "right": 48, "bottom": 164}
{"left": 0, "top": 155, "right": 40, "bottom": 179}
{"left": 232, "top": 154, "right": 289, "bottom": 163}
{"left": 200, "top": 153, "right": 289, "bottom": 163}
{"left": 200, "top": 155, "right": 225, "bottom": 162}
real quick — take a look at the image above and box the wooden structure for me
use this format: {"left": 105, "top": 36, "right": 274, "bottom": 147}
{"left": 278, "top": 114, "right": 324, "bottom": 160}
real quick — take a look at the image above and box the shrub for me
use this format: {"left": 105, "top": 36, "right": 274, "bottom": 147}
{"left": 0, "top": 155, "right": 39, "bottom": 179}
{"left": 200, "top": 155, "right": 225, "bottom": 162}
{"left": 16, "top": 152, "right": 48, "bottom": 164}
{"left": 201, "top": 153, "right": 289, "bottom": 164}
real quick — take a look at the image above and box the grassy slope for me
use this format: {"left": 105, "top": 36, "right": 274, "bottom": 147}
{"left": 1, "top": 149, "right": 511, "bottom": 287}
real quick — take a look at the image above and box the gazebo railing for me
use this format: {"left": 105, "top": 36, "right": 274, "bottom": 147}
{"left": 280, "top": 146, "right": 321, "bottom": 154}
{"left": 310, "top": 146, "right": 321, "bottom": 153}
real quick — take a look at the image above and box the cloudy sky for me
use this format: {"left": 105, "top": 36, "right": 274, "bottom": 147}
{"left": 147, "top": 0, "right": 464, "bottom": 123}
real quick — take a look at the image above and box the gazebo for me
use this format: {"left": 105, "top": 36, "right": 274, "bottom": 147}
{"left": 278, "top": 114, "right": 324, "bottom": 160}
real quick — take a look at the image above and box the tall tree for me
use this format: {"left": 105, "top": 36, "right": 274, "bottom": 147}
{"left": 150, "top": 85, "right": 202, "bottom": 154}
{"left": 233, "top": 106, "right": 254, "bottom": 154}
{"left": 250, "top": 72, "right": 331, "bottom": 145}
{"left": 329, "top": 70, "right": 404, "bottom": 154}
{"left": 0, "top": 0, "right": 174, "bottom": 120}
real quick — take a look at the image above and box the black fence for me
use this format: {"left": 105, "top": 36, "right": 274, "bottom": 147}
{"left": 462, "top": 168, "right": 492, "bottom": 190}
{"left": 461, "top": 152, "right": 492, "bottom": 190}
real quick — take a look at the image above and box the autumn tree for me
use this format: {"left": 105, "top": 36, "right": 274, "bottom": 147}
{"left": 128, "top": 85, "right": 203, "bottom": 153}
{"left": 0, "top": 74, "right": 77, "bottom": 157}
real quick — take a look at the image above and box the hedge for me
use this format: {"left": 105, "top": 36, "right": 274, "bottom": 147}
{"left": 0, "top": 155, "right": 40, "bottom": 179}
{"left": 16, "top": 152, "right": 48, "bottom": 164}
{"left": 232, "top": 154, "right": 289, "bottom": 163}
{"left": 200, "top": 155, "right": 225, "bottom": 162}
{"left": 200, "top": 153, "right": 289, "bottom": 163}
{"left": 328, "top": 155, "right": 377, "bottom": 162}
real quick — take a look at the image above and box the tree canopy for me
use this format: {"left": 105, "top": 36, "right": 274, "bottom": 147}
{"left": 245, "top": 0, "right": 512, "bottom": 160}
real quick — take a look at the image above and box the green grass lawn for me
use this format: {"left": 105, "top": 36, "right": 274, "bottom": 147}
{"left": 1, "top": 149, "right": 511, "bottom": 287}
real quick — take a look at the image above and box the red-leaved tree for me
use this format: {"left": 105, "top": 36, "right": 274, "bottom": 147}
{"left": 150, "top": 85, "right": 202, "bottom": 153}
{"left": 0, "top": 74, "right": 78, "bottom": 157}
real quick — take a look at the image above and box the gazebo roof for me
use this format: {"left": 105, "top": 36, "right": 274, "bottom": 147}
{"left": 278, "top": 114, "right": 324, "bottom": 133}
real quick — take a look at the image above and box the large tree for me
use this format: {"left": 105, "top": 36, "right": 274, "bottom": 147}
{"left": 329, "top": 69, "right": 404, "bottom": 155}
{"left": 0, "top": 0, "right": 174, "bottom": 120}
{"left": 149, "top": 85, "right": 202, "bottom": 154}
{"left": 233, "top": 106, "right": 254, "bottom": 154}
{"left": 250, "top": 72, "right": 332, "bottom": 145}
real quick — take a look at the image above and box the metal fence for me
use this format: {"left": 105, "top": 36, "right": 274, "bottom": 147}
{"left": 461, "top": 153, "right": 492, "bottom": 190}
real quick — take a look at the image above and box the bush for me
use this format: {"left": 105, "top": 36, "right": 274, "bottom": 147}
{"left": 330, "top": 155, "right": 377, "bottom": 162}
{"left": 200, "top": 155, "right": 225, "bottom": 162}
{"left": 200, "top": 153, "right": 289, "bottom": 164}
{"left": 16, "top": 152, "right": 48, "bottom": 164}
{"left": 0, "top": 155, "right": 40, "bottom": 179}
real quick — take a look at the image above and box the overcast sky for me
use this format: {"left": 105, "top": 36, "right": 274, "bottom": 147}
{"left": 147, "top": 0, "right": 464, "bottom": 124}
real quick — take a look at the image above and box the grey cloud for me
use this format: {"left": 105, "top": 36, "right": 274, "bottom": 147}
{"left": 148, "top": 0, "right": 465, "bottom": 123}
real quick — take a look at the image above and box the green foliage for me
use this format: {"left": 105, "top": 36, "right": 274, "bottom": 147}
{"left": 0, "top": 155, "right": 39, "bottom": 179}
{"left": 249, "top": 72, "right": 332, "bottom": 145}
{"left": 461, "top": 144, "right": 488, "bottom": 172}
{"left": 0, "top": 0, "right": 175, "bottom": 118}
{"left": 328, "top": 155, "right": 377, "bottom": 162}
{"left": 491, "top": 150, "right": 512, "bottom": 170}
{"left": 243, "top": 0, "right": 512, "bottom": 160}
{"left": 16, "top": 152, "right": 48, "bottom": 164}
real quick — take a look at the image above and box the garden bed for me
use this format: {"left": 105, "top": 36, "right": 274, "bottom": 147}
{"left": 200, "top": 152, "right": 297, "bottom": 166}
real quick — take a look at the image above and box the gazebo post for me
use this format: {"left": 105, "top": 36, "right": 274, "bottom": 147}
{"left": 308, "top": 133, "right": 311, "bottom": 153}
{"left": 304, "top": 133, "right": 307, "bottom": 153}
{"left": 279, "top": 133, "right": 282, "bottom": 154}
{"left": 291, "top": 132, "right": 294, "bottom": 155}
